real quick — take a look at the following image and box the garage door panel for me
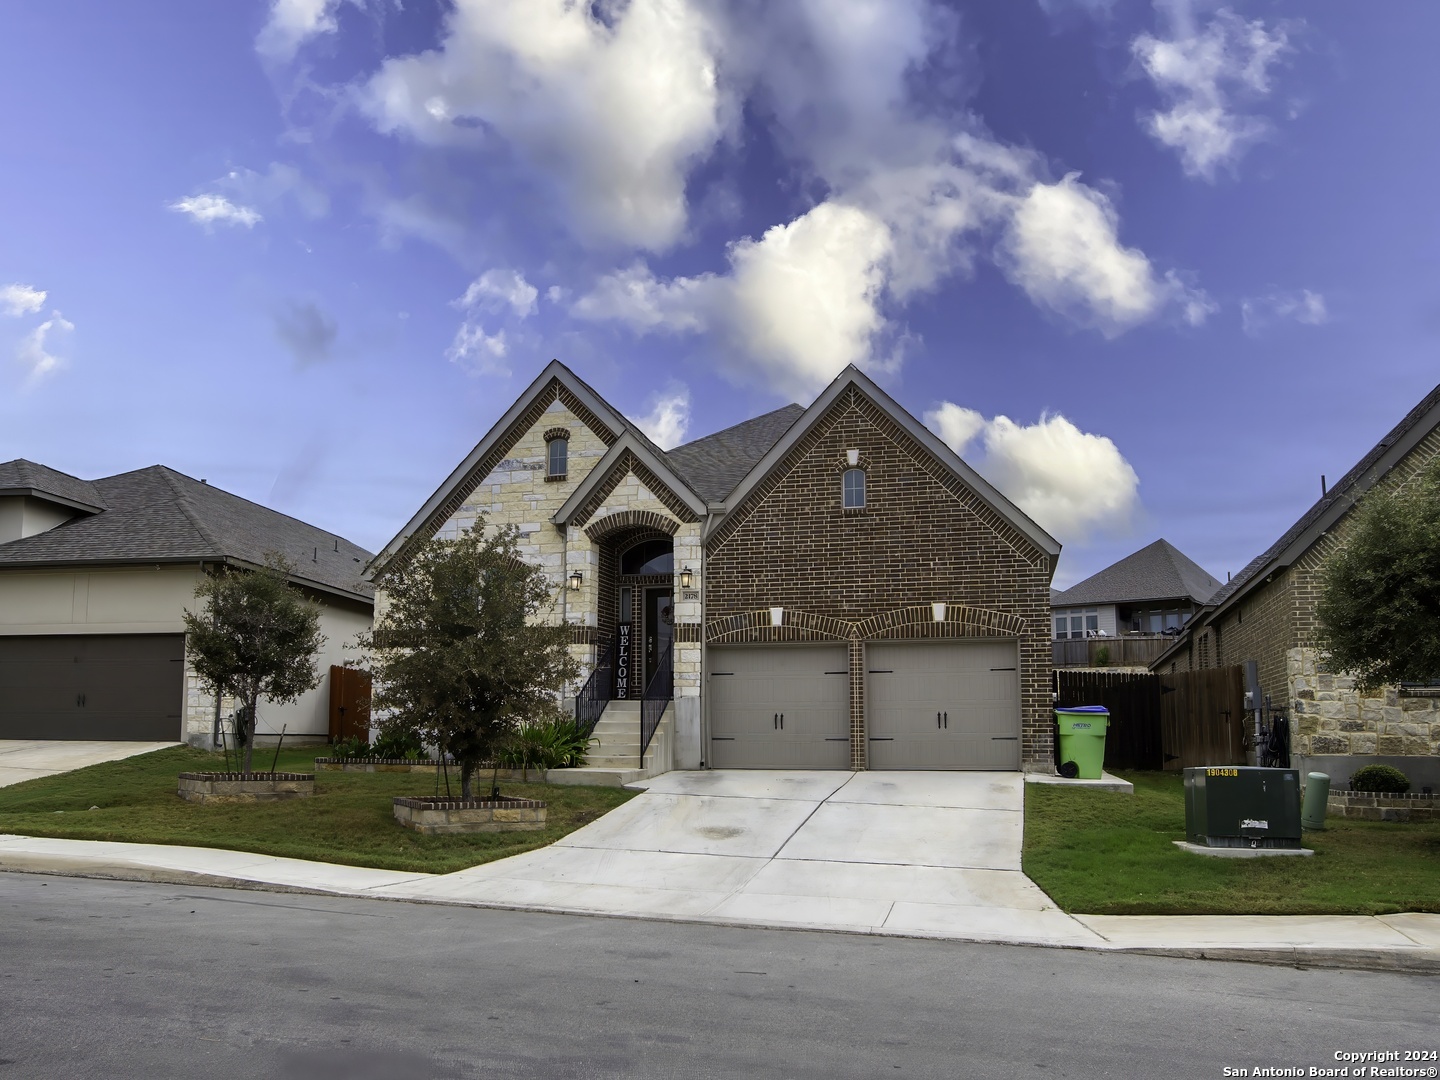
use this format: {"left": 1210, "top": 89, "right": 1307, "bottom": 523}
{"left": 709, "top": 645, "right": 850, "bottom": 769}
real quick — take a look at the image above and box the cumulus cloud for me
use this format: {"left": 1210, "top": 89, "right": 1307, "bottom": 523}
{"left": 361, "top": 0, "right": 726, "bottom": 251}
{"left": 1, "top": 284, "right": 47, "bottom": 317}
{"left": 1132, "top": 3, "right": 1293, "bottom": 180}
{"left": 273, "top": 301, "right": 338, "bottom": 365}
{"left": 16, "top": 311, "right": 75, "bottom": 385}
{"left": 632, "top": 387, "right": 692, "bottom": 450}
{"left": 455, "top": 269, "right": 539, "bottom": 319}
{"left": 1241, "top": 288, "right": 1328, "bottom": 336}
{"left": 257, "top": 0, "right": 343, "bottom": 62}
{"left": 169, "top": 193, "right": 262, "bottom": 229}
{"left": 925, "top": 402, "right": 1139, "bottom": 542}
{"left": 446, "top": 321, "right": 508, "bottom": 376}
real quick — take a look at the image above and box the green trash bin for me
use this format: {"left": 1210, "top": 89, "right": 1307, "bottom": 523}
{"left": 1056, "top": 706, "right": 1109, "bottom": 779}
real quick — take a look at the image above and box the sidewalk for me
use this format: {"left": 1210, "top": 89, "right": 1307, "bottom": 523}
{"left": 2, "top": 831, "right": 1436, "bottom": 973}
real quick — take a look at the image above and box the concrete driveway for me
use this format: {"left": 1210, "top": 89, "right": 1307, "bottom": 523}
{"left": 377, "top": 770, "right": 1099, "bottom": 947}
{"left": 0, "top": 741, "right": 177, "bottom": 789}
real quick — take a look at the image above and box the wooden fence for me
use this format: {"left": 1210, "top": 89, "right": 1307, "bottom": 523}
{"left": 1052, "top": 634, "right": 1177, "bottom": 669}
{"left": 1054, "top": 666, "right": 1246, "bottom": 772}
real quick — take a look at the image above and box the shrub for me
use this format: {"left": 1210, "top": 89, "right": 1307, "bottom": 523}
{"left": 330, "top": 736, "right": 371, "bottom": 760}
{"left": 1094, "top": 645, "right": 1111, "bottom": 667}
{"left": 498, "top": 718, "right": 593, "bottom": 778}
{"left": 1349, "top": 764, "right": 1412, "bottom": 794}
{"left": 371, "top": 728, "right": 425, "bottom": 761}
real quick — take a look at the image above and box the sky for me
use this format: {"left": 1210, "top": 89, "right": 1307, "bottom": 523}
{"left": 2, "top": 0, "right": 1437, "bottom": 590}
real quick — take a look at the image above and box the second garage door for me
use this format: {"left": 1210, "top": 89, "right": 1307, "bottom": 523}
{"left": 865, "top": 640, "right": 1020, "bottom": 770}
{"left": 708, "top": 644, "right": 850, "bottom": 769}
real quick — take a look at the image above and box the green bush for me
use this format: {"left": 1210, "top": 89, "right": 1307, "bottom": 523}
{"left": 498, "top": 718, "right": 593, "bottom": 778}
{"left": 1349, "top": 764, "right": 1411, "bottom": 794}
{"left": 371, "top": 728, "right": 425, "bottom": 761}
{"left": 1094, "top": 645, "right": 1111, "bottom": 667}
{"left": 330, "top": 736, "right": 371, "bottom": 760}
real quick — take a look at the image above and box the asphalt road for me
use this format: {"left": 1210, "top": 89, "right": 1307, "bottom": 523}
{"left": 0, "top": 874, "right": 1433, "bottom": 1080}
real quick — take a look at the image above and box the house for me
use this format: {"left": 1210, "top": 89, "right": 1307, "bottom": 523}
{"left": 0, "top": 459, "right": 374, "bottom": 746}
{"left": 368, "top": 361, "right": 1061, "bottom": 774}
{"left": 1051, "top": 538, "right": 1222, "bottom": 669}
{"left": 1152, "top": 381, "right": 1440, "bottom": 788}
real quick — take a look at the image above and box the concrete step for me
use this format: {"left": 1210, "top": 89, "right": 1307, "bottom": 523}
{"left": 545, "top": 766, "right": 647, "bottom": 788}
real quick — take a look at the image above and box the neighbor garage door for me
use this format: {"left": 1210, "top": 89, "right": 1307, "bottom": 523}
{"left": 865, "top": 640, "right": 1020, "bottom": 770}
{"left": 0, "top": 635, "right": 185, "bottom": 740}
{"left": 708, "top": 644, "right": 850, "bottom": 769}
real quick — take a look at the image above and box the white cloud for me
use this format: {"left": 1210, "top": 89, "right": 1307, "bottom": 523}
{"left": 1241, "top": 288, "right": 1328, "bottom": 336}
{"left": 455, "top": 268, "right": 539, "bottom": 319}
{"left": 632, "top": 387, "right": 691, "bottom": 450}
{"left": 1, "top": 284, "right": 46, "bottom": 317}
{"left": 16, "top": 311, "right": 75, "bottom": 385}
{"left": 169, "top": 193, "right": 263, "bottom": 229}
{"left": 446, "top": 321, "right": 508, "bottom": 376}
{"left": 925, "top": 402, "right": 1139, "bottom": 542}
{"left": 361, "top": 0, "right": 726, "bottom": 251}
{"left": 1132, "top": 4, "right": 1293, "bottom": 180}
{"left": 257, "top": 0, "right": 343, "bottom": 62}
{"left": 222, "top": 163, "right": 329, "bottom": 219}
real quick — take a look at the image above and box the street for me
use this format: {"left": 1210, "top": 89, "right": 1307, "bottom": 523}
{"left": 0, "top": 873, "right": 1433, "bottom": 1079}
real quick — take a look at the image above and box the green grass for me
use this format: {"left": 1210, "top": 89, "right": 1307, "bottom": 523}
{"left": 0, "top": 745, "right": 638, "bottom": 875}
{"left": 1024, "top": 771, "right": 1440, "bottom": 915}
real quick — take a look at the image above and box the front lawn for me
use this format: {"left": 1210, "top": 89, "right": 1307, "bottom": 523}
{"left": 1024, "top": 770, "right": 1440, "bottom": 916}
{"left": 0, "top": 745, "right": 637, "bottom": 875}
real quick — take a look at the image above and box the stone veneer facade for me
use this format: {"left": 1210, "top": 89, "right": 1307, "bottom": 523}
{"left": 1289, "top": 648, "right": 1440, "bottom": 758}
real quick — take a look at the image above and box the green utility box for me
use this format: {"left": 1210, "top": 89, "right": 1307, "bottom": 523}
{"left": 1183, "top": 767, "right": 1302, "bottom": 849}
{"left": 1055, "top": 706, "right": 1109, "bottom": 779}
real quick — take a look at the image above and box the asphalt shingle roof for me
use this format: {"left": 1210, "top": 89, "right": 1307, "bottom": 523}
{"left": 664, "top": 404, "right": 807, "bottom": 503}
{"left": 0, "top": 458, "right": 107, "bottom": 510}
{"left": 1054, "top": 538, "right": 1222, "bottom": 607}
{"left": 0, "top": 464, "right": 373, "bottom": 600}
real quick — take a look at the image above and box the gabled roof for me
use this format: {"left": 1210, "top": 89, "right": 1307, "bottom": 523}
{"left": 1054, "top": 539, "right": 1221, "bottom": 607}
{"left": 0, "top": 458, "right": 108, "bottom": 513}
{"left": 711, "top": 365, "right": 1062, "bottom": 563}
{"left": 664, "top": 404, "right": 805, "bottom": 503}
{"left": 553, "top": 431, "right": 707, "bottom": 527}
{"left": 0, "top": 465, "right": 373, "bottom": 601}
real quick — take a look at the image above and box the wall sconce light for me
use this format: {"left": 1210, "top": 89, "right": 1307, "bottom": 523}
{"left": 846, "top": 448, "right": 860, "bottom": 467}
{"left": 568, "top": 570, "right": 583, "bottom": 591}
{"left": 932, "top": 601, "right": 947, "bottom": 623}
{"left": 680, "top": 566, "right": 693, "bottom": 589}
{"left": 769, "top": 606, "right": 784, "bottom": 628}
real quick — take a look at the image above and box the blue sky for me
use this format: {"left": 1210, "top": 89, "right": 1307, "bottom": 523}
{"left": 2, "top": 0, "right": 1436, "bottom": 589}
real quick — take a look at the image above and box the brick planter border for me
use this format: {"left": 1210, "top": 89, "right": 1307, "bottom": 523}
{"left": 392, "top": 795, "right": 548, "bottom": 835}
{"left": 1327, "top": 790, "right": 1438, "bottom": 823}
{"left": 315, "top": 758, "right": 442, "bottom": 773}
{"left": 178, "top": 772, "right": 315, "bottom": 804}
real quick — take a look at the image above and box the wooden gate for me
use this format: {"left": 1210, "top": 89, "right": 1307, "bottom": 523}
{"left": 328, "top": 665, "right": 371, "bottom": 743}
{"left": 1055, "top": 666, "right": 1246, "bottom": 771}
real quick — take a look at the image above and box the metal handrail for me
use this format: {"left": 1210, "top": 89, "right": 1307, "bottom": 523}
{"left": 575, "top": 637, "right": 616, "bottom": 740}
{"left": 640, "top": 642, "right": 673, "bottom": 759}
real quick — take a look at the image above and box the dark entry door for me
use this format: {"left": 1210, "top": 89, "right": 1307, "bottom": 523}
{"left": 642, "top": 587, "right": 673, "bottom": 691}
{"left": 0, "top": 634, "right": 185, "bottom": 740}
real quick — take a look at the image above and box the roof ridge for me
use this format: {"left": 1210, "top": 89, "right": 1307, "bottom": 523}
{"left": 153, "top": 466, "right": 226, "bottom": 556}
{"left": 670, "top": 403, "right": 805, "bottom": 451}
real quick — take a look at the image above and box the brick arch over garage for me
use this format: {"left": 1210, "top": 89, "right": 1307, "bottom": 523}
{"left": 584, "top": 509, "right": 679, "bottom": 543}
{"left": 705, "top": 603, "right": 1025, "bottom": 645}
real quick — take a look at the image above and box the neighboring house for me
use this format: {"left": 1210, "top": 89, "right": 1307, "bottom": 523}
{"left": 0, "top": 459, "right": 374, "bottom": 746}
{"left": 368, "top": 361, "right": 1061, "bottom": 774}
{"left": 1152, "top": 381, "right": 1440, "bottom": 788}
{"left": 1051, "top": 539, "right": 1222, "bottom": 669}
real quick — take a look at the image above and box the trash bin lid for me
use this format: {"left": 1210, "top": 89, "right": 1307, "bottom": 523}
{"left": 1056, "top": 705, "right": 1109, "bottom": 714}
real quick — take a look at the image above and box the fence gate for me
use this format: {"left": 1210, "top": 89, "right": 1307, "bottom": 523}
{"left": 328, "top": 665, "right": 372, "bottom": 743}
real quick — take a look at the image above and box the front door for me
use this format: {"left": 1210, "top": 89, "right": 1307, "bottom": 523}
{"left": 642, "top": 587, "right": 673, "bottom": 691}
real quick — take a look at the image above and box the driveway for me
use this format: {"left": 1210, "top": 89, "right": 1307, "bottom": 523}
{"left": 377, "top": 770, "right": 1099, "bottom": 947}
{"left": 0, "top": 741, "right": 177, "bottom": 789}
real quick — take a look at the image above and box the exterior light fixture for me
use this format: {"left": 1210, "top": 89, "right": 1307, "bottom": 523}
{"left": 932, "top": 602, "right": 947, "bottom": 623}
{"left": 568, "top": 570, "right": 583, "bottom": 591}
{"left": 769, "top": 606, "right": 784, "bottom": 628}
{"left": 680, "top": 566, "right": 693, "bottom": 589}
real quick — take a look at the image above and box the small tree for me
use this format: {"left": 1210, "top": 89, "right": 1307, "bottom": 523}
{"left": 184, "top": 556, "right": 325, "bottom": 773}
{"left": 1316, "top": 458, "right": 1440, "bottom": 691}
{"left": 362, "top": 520, "right": 578, "bottom": 799}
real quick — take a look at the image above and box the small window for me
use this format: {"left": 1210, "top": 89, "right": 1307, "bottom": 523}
{"left": 619, "top": 587, "right": 632, "bottom": 622}
{"left": 1054, "top": 617, "right": 1068, "bottom": 640}
{"left": 842, "top": 468, "right": 866, "bottom": 508}
{"left": 1085, "top": 612, "right": 1099, "bottom": 633}
{"left": 621, "top": 539, "right": 673, "bottom": 576}
{"left": 547, "top": 438, "right": 568, "bottom": 477}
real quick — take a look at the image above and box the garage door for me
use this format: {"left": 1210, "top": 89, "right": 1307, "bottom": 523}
{"left": 865, "top": 640, "right": 1020, "bottom": 770}
{"left": 0, "top": 635, "right": 185, "bottom": 741}
{"left": 708, "top": 645, "right": 850, "bottom": 769}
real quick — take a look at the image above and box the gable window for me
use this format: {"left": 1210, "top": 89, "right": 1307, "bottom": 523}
{"left": 842, "top": 468, "right": 866, "bottom": 509}
{"left": 547, "top": 437, "right": 568, "bottom": 479}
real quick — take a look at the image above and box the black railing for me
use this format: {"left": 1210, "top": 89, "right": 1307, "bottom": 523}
{"left": 575, "top": 638, "right": 616, "bottom": 741}
{"left": 640, "top": 643, "right": 673, "bottom": 759}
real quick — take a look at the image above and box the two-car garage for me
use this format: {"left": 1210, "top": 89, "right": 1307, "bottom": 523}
{"left": 707, "top": 640, "right": 1020, "bottom": 771}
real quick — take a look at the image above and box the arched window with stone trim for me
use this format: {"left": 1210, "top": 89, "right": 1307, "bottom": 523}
{"left": 544, "top": 427, "right": 569, "bottom": 479}
{"left": 842, "top": 467, "right": 866, "bottom": 508}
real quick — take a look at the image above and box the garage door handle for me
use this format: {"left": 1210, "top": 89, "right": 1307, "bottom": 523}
{"left": 992, "top": 737, "right": 1018, "bottom": 741}
{"left": 711, "top": 737, "right": 735, "bottom": 741}
{"left": 779, "top": 714, "right": 784, "bottom": 730}
{"left": 936, "top": 712, "right": 941, "bottom": 729}
{"left": 990, "top": 667, "right": 1016, "bottom": 672}
{"left": 868, "top": 737, "right": 894, "bottom": 741}
{"left": 868, "top": 669, "right": 893, "bottom": 674}
{"left": 823, "top": 670, "right": 847, "bottom": 675}
{"left": 943, "top": 711, "right": 948, "bottom": 729}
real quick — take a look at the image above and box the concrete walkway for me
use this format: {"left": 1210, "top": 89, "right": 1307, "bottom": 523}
{"left": 0, "top": 740, "right": 177, "bottom": 789}
{"left": 1, "top": 769, "right": 1436, "bottom": 971}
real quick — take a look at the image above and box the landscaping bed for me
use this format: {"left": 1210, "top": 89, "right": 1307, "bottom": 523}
{"left": 1024, "top": 770, "right": 1440, "bottom": 916}
{"left": 0, "top": 745, "right": 635, "bottom": 874}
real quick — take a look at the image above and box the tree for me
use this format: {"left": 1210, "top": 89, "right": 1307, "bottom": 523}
{"left": 184, "top": 556, "right": 325, "bottom": 773}
{"left": 1316, "top": 458, "right": 1440, "bottom": 691}
{"left": 362, "top": 520, "right": 578, "bottom": 799}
